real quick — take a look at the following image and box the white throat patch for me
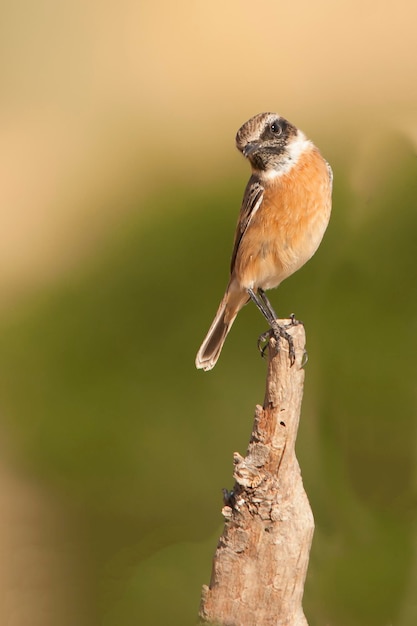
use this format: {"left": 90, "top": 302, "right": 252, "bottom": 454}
{"left": 255, "top": 130, "right": 313, "bottom": 181}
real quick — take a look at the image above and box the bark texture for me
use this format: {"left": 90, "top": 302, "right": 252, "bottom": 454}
{"left": 200, "top": 322, "right": 314, "bottom": 626}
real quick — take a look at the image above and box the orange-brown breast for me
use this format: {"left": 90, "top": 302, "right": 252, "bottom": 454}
{"left": 233, "top": 147, "right": 332, "bottom": 291}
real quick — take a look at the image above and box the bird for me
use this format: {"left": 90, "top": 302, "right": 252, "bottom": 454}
{"left": 195, "top": 112, "right": 333, "bottom": 371}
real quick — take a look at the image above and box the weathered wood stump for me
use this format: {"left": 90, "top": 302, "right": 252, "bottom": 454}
{"left": 200, "top": 322, "right": 314, "bottom": 626}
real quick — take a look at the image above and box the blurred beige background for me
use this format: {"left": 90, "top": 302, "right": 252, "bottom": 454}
{"left": 1, "top": 0, "right": 416, "bottom": 300}
{"left": 1, "top": 1, "right": 417, "bottom": 624}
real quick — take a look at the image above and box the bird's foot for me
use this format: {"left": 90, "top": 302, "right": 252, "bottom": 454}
{"left": 257, "top": 329, "right": 273, "bottom": 359}
{"left": 257, "top": 320, "right": 297, "bottom": 367}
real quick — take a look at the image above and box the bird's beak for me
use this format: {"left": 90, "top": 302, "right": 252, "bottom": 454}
{"left": 242, "top": 141, "right": 260, "bottom": 158}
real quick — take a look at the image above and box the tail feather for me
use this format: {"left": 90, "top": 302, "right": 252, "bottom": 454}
{"left": 195, "top": 289, "right": 247, "bottom": 371}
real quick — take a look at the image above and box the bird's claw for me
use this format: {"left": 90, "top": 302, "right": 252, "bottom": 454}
{"left": 282, "top": 332, "right": 296, "bottom": 367}
{"left": 257, "top": 329, "right": 273, "bottom": 359}
{"left": 257, "top": 323, "right": 296, "bottom": 367}
{"left": 285, "top": 313, "right": 302, "bottom": 328}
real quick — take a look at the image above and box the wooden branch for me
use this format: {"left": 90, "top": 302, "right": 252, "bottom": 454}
{"left": 199, "top": 322, "right": 314, "bottom": 626}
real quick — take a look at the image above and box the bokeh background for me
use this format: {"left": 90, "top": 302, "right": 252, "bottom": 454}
{"left": 1, "top": 0, "right": 417, "bottom": 624}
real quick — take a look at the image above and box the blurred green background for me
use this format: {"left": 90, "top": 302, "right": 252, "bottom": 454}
{"left": 1, "top": 1, "right": 417, "bottom": 624}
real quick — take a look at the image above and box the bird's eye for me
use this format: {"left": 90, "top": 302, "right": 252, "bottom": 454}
{"left": 270, "top": 121, "right": 282, "bottom": 135}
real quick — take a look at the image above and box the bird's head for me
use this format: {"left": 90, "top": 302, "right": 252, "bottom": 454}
{"left": 235, "top": 112, "right": 310, "bottom": 177}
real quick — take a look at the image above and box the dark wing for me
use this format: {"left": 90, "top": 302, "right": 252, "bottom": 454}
{"left": 230, "top": 175, "right": 264, "bottom": 273}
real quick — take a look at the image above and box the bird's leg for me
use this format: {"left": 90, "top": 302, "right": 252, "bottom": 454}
{"left": 247, "top": 288, "right": 296, "bottom": 366}
{"left": 257, "top": 290, "right": 302, "bottom": 327}
{"left": 247, "top": 288, "right": 275, "bottom": 325}
{"left": 251, "top": 288, "right": 281, "bottom": 359}
{"left": 259, "top": 290, "right": 305, "bottom": 361}
{"left": 257, "top": 288, "right": 278, "bottom": 320}
{"left": 245, "top": 289, "right": 273, "bottom": 357}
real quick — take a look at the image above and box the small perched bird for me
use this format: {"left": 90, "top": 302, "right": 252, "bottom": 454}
{"left": 195, "top": 112, "right": 333, "bottom": 371}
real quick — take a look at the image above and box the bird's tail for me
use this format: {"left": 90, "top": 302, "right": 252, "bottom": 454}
{"left": 195, "top": 288, "right": 248, "bottom": 371}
